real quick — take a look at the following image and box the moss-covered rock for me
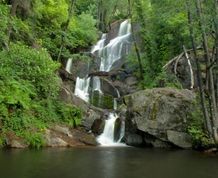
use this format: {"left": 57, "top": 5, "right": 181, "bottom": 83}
{"left": 90, "top": 90, "right": 114, "bottom": 109}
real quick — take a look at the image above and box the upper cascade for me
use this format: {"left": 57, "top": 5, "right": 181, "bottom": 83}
{"left": 99, "top": 19, "right": 132, "bottom": 72}
{"left": 71, "top": 19, "right": 132, "bottom": 103}
{"left": 91, "top": 34, "right": 107, "bottom": 54}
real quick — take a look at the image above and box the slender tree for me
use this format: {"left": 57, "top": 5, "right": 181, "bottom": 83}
{"left": 57, "top": 0, "right": 76, "bottom": 61}
{"left": 186, "top": 0, "right": 213, "bottom": 137}
{"left": 196, "top": 0, "right": 218, "bottom": 142}
{"left": 128, "top": 0, "right": 144, "bottom": 80}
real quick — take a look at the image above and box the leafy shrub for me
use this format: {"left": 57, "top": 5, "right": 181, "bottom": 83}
{"left": 0, "top": 43, "right": 60, "bottom": 98}
{"left": 22, "top": 131, "right": 45, "bottom": 149}
{"left": 0, "top": 43, "right": 82, "bottom": 148}
{"left": 187, "top": 99, "right": 214, "bottom": 149}
{"left": 0, "top": 4, "right": 9, "bottom": 48}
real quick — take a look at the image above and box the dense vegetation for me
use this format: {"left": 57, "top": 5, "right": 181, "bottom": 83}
{"left": 0, "top": 0, "right": 218, "bottom": 149}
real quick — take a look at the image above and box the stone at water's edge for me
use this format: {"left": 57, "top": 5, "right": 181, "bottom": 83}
{"left": 5, "top": 132, "right": 28, "bottom": 148}
{"left": 91, "top": 119, "right": 105, "bottom": 135}
{"left": 44, "top": 126, "right": 98, "bottom": 147}
{"left": 123, "top": 88, "right": 195, "bottom": 149}
{"left": 4, "top": 125, "right": 97, "bottom": 148}
{"left": 167, "top": 130, "right": 192, "bottom": 148}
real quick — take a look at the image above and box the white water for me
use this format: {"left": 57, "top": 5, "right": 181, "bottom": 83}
{"left": 74, "top": 77, "right": 90, "bottom": 102}
{"left": 91, "top": 34, "right": 107, "bottom": 54}
{"left": 65, "top": 58, "right": 73, "bottom": 73}
{"left": 96, "top": 20, "right": 131, "bottom": 146}
{"left": 73, "top": 20, "right": 132, "bottom": 146}
{"left": 97, "top": 113, "right": 125, "bottom": 146}
{"left": 99, "top": 20, "right": 131, "bottom": 72}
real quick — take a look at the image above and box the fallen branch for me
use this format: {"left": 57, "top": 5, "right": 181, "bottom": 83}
{"left": 163, "top": 47, "right": 202, "bottom": 69}
{"left": 183, "top": 45, "right": 194, "bottom": 89}
{"left": 174, "top": 52, "right": 185, "bottom": 74}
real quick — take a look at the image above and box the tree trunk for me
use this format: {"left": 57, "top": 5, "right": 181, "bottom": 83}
{"left": 6, "top": 0, "right": 20, "bottom": 48}
{"left": 128, "top": 0, "right": 144, "bottom": 80}
{"left": 214, "top": 0, "right": 218, "bottom": 107}
{"left": 186, "top": 0, "right": 213, "bottom": 137}
{"left": 196, "top": 0, "right": 218, "bottom": 142}
{"left": 57, "top": 0, "right": 76, "bottom": 61}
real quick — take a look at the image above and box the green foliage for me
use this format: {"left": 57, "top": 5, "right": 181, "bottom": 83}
{"left": 32, "top": 1, "right": 98, "bottom": 60}
{"left": 187, "top": 99, "right": 214, "bottom": 149}
{"left": 145, "top": 70, "right": 183, "bottom": 89}
{"left": 22, "top": 131, "right": 45, "bottom": 149}
{"left": 0, "top": 44, "right": 60, "bottom": 98}
{"left": 68, "top": 13, "right": 98, "bottom": 48}
{"left": 0, "top": 43, "right": 82, "bottom": 148}
{"left": 0, "top": 136, "right": 6, "bottom": 148}
{"left": 34, "top": 0, "right": 68, "bottom": 28}
{"left": 0, "top": 4, "right": 9, "bottom": 48}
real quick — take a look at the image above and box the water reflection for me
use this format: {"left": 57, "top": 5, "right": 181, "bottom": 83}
{"left": 0, "top": 147, "right": 218, "bottom": 178}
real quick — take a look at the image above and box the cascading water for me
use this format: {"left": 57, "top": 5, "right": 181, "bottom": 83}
{"left": 65, "top": 58, "right": 73, "bottom": 73}
{"left": 74, "top": 77, "right": 90, "bottom": 102}
{"left": 99, "top": 21, "right": 131, "bottom": 72}
{"left": 97, "top": 113, "right": 125, "bottom": 146}
{"left": 71, "top": 19, "right": 132, "bottom": 146}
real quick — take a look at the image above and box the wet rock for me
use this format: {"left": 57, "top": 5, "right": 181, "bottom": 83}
{"left": 114, "top": 118, "right": 122, "bottom": 142}
{"left": 144, "top": 135, "right": 172, "bottom": 148}
{"left": 91, "top": 119, "right": 105, "bottom": 135}
{"left": 125, "top": 134, "right": 143, "bottom": 146}
{"left": 72, "top": 129, "right": 97, "bottom": 146}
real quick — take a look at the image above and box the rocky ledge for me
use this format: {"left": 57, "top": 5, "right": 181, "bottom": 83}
{"left": 6, "top": 125, "right": 97, "bottom": 149}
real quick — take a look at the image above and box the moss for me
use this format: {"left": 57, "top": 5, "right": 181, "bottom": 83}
{"left": 150, "top": 101, "right": 158, "bottom": 120}
{"left": 90, "top": 91, "right": 114, "bottom": 109}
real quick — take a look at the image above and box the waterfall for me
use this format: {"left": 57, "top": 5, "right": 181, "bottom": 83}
{"left": 97, "top": 113, "right": 125, "bottom": 146}
{"left": 99, "top": 20, "right": 131, "bottom": 72}
{"left": 65, "top": 58, "right": 73, "bottom": 73}
{"left": 74, "top": 77, "right": 90, "bottom": 102}
{"left": 91, "top": 34, "right": 107, "bottom": 54}
{"left": 73, "top": 20, "right": 132, "bottom": 146}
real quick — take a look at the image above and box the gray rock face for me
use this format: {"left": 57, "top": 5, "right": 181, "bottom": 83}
{"left": 44, "top": 126, "right": 98, "bottom": 147}
{"left": 91, "top": 119, "right": 105, "bottom": 135}
{"left": 124, "top": 88, "right": 195, "bottom": 148}
{"left": 45, "top": 129, "right": 69, "bottom": 147}
{"left": 167, "top": 130, "right": 192, "bottom": 148}
{"left": 125, "top": 134, "right": 143, "bottom": 146}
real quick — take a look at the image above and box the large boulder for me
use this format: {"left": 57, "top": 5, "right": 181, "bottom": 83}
{"left": 124, "top": 88, "right": 195, "bottom": 148}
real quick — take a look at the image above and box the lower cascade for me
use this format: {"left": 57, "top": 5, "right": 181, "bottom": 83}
{"left": 66, "top": 20, "right": 132, "bottom": 146}
{"left": 97, "top": 113, "right": 125, "bottom": 146}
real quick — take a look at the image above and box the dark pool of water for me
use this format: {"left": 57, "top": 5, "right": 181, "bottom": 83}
{"left": 0, "top": 147, "right": 218, "bottom": 178}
